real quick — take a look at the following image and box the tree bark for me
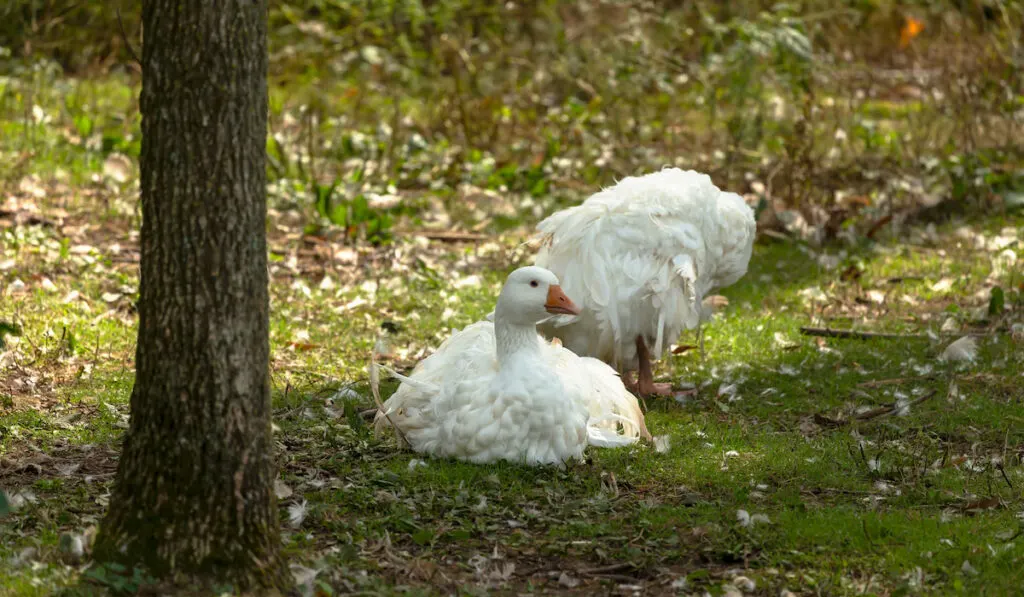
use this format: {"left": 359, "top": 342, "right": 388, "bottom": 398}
{"left": 92, "top": 0, "right": 288, "bottom": 590}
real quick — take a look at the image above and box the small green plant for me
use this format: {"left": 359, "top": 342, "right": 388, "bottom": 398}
{"left": 989, "top": 286, "right": 1005, "bottom": 316}
{"left": 0, "top": 321, "right": 21, "bottom": 350}
{"left": 84, "top": 562, "right": 156, "bottom": 594}
{"left": 312, "top": 181, "right": 397, "bottom": 245}
{"left": 701, "top": 6, "right": 815, "bottom": 154}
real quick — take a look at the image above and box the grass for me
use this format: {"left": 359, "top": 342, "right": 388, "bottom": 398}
{"left": 1, "top": 1, "right": 1023, "bottom": 594}
{"left": 2, "top": 188, "right": 1021, "bottom": 594}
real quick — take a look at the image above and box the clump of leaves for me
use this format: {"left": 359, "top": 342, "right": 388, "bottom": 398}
{"left": 988, "top": 286, "right": 1005, "bottom": 316}
{"left": 312, "top": 181, "right": 397, "bottom": 245}
{"left": 701, "top": 6, "right": 815, "bottom": 155}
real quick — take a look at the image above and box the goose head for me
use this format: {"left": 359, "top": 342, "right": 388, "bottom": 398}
{"left": 495, "top": 266, "right": 580, "bottom": 327}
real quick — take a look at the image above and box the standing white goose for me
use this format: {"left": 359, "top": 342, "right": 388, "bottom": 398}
{"left": 533, "top": 168, "right": 756, "bottom": 396}
{"left": 375, "top": 266, "right": 649, "bottom": 466}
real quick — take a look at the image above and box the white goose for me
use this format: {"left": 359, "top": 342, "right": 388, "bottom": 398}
{"left": 375, "top": 266, "right": 650, "bottom": 466}
{"left": 533, "top": 168, "right": 756, "bottom": 396}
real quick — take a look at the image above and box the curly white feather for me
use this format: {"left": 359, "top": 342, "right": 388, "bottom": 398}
{"left": 534, "top": 168, "right": 756, "bottom": 370}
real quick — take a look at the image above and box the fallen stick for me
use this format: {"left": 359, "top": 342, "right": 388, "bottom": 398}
{"left": 857, "top": 375, "right": 936, "bottom": 388}
{"left": 579, "top": 563, "right": 635, "bottom": 575}
{"left": 0, "top": 210, "right": 60, "bottom": 228}
{"left": 854, "top": 389, "right": 937, "bottom": 421}
{"left": 800, "top": 326, "right": 924, "bottom": 340}
{"left": 814, "top": 390, "right": 938, "bottom": 426}
{"left": 886, "top": 276, "right": 924, "bottom": 284}
{"left": 801, "top": 326, "right": 995, "bottom": 340}
{"left": 405, "top": 230, "right": 489, "bottom": 242}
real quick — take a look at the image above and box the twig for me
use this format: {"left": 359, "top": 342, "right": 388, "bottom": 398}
{"left": 801, "top": 326, "right": 995, "bottom": 340}
{"left": 801, "top": 487, "right": 874, "bottom": 497}
{"left": 854, "top": 390, "right": 937, "bottom": 421}
{"left": 764, "top": 159, "right": 786, "bottom": 202}
{"left": 816, "top": 390, "right": 938, "bottom": 427}
{"left": 1003, "top": 528, "right": 1024, "bottom": 543}
{"left": 116, "top": 8, "right": 141, "bottom": 65}
{"left": 857, "top": 375, "right": 936, "bottom": 388}
{"left": 589, "top": 573, "right": 641, "bottom": 583}
{"left": 405, "top": 230, "right": 488, "bottom": 242}
{"left": 998, "top": 464, "right": 1014, "bottom": 490}
{"left": 800, "top": 326, "right": 924, "bottom": 340}
{"left": 579, "top": 563, "right": 634, "bottom": 575}
{"left": 813, "top": 413, "right": 845, "bottom": 428}
{"left": 866, "top": 214, "right": 893, "bottom": 239}
{"left": 861, "top": 518, "right": 872, "bottom": 544}
{"left": 0, "top": 210, "right": 60, "bottom": 228}
{"left": 886, "top": 276, "right": 924, "bottom": 284}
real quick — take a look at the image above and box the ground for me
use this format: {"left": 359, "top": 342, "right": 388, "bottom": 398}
{"left": 3, "top": 174, "right": 1022, "bottom": 595}
{"left": 1, "top": 2, "right": 1024, "bottom": 595}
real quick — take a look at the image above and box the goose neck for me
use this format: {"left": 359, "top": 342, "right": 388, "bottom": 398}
{"left": 494, "top": 318, "right": 542, "bottom": 367}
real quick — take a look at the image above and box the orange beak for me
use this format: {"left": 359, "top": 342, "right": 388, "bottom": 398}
{"left": 545, "top": 285, "right": 581, "bottom": 316}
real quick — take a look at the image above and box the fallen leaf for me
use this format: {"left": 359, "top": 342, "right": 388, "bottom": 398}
{"left": 773, "top": 332, "right": 799, "bottom": 350}
{"left": 733, "top": 576, "right": 756, "bottom": 592}
{"left": 900, "top": 16, "right": 925, "bottom": 48}
{"left": 962, "top": 497, "right": 1001, "bottom": 514}
{"left": 558, "top": 572, "right": 579, "bottom": 588}
{"left": 39, "top": 277, "right": 58, "bottom": 293}
{"left": 103, "top": 153, "right": 134, "bottom": 183}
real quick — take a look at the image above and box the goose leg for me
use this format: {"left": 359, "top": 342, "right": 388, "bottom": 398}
{"left": 622, "top": 370, "right": 636, "bottom": 390}
{"left": 635, "top": 335, "right": 672, "bottom": 396}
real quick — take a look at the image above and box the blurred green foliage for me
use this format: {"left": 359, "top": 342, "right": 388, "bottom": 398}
{"left": 1, "top": 0, "right": 1021, "bottom": 240}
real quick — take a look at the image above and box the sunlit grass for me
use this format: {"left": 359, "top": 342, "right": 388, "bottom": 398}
{"left": 1, "top": 5, "right": 1022, "bottom": 589}
{"left": 3, "top": 199, "right": 1021, "bottom": 594}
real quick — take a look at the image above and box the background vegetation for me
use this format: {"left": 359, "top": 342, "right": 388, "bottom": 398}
{"left": 1, "top": 1, "right": 1022, "bottom": 595}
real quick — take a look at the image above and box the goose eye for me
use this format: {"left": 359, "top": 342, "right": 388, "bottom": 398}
{"left": 530, "top": 280, "right": 539, "bottom": 288}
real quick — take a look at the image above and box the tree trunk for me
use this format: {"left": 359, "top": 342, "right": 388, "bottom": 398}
{"left": 92, "top": 0, "right": 288, "bottom": 590}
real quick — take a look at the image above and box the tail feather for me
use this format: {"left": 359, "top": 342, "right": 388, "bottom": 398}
{"left": 587, "top": 426, "right": 639, "bottom": 447}
{"left": 378, "top": 363, "right": 440, "bottom": 394}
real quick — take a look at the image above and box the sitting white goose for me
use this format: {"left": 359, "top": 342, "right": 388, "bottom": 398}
{"left": 375, "top": 266, "right": 649, "bottom": 466}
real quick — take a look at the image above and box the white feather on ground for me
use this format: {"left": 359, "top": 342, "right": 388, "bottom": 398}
{"left": 939, "top": 336, "right": 978, "bottom": 363}
{"left": 287, "top": 499, "right": 308, "bottom": 528}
